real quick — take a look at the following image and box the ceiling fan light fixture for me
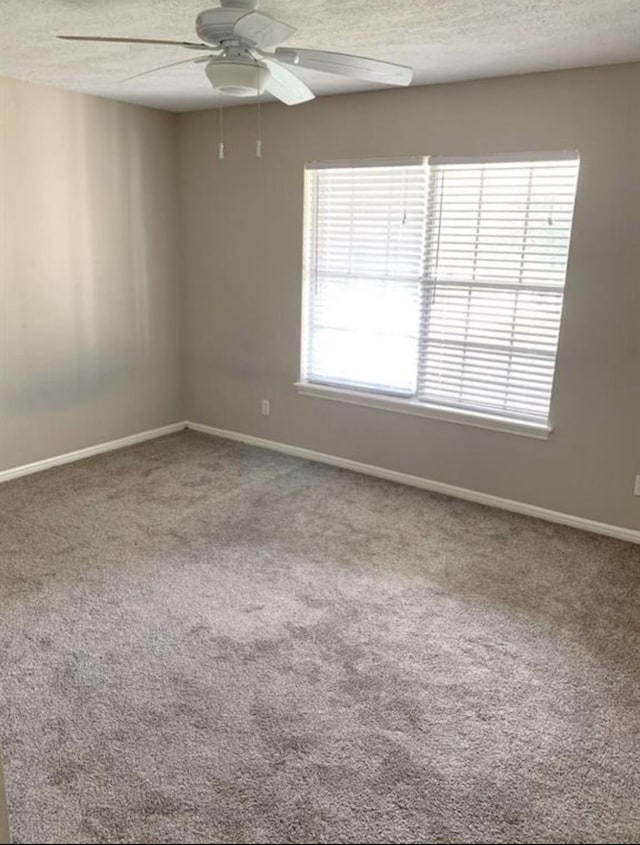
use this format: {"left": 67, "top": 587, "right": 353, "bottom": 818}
{"left": 205, "top": 59, "right": 271, "bottom": 96}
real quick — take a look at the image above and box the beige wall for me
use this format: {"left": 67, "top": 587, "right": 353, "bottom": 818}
{"left": 179, "top": 63, "right": 640, "bottom": 531}
{"left": 0, "top": 78, "right": 182, "bottom": 472}
{"left": 1, "top": 69, "right": 638, "bottom": 530}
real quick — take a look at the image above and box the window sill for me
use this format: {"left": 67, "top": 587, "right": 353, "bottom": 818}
{"left": 294, "top": 382, "right": 552, "bottom": 440}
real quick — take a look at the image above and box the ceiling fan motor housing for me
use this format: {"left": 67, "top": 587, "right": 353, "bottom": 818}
{"left": 196, "top": 6, "right": 255, "bottom": 46}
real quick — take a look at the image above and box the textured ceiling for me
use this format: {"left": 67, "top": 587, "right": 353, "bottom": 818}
{"left": 1, "top": 0, "right": 639, "bottom": 111}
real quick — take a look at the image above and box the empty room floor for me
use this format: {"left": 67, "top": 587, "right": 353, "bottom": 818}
{"left": 1, "top": 431, "right": 638, "bottom": 844}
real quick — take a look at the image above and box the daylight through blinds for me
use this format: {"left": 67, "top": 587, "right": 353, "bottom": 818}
{"left": 303, "top": 153, "right": 579, "bottom": 425}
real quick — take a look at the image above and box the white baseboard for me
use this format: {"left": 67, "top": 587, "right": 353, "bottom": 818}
{"left": 0, "top": 422, "right": 186, "bottom": 484}
{"left": 2, "top": 419, "right": 636, "bottom": 546}
{"left": 187, "top": 421, "right": 640, "bottom": 546}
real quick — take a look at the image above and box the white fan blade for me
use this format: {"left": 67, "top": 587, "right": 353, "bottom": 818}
{"left": 57, "top": 35, "right": 211, "bottom": 51}
{"left": 122, "top": 55, "right": 212, "bottom": 83}
{"left": 261, "top": 58, "right": 314, "bottom": 105}
{"left": 233, "top": 12, "right": 296, "bottom": 50}
{"left": 275, "top": 47, "right": 413, "bottom": 86}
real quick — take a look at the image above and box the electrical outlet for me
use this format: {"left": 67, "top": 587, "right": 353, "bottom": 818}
{"left": 635, "top": 475, "right": 640, "bottom": 497}
{"left": 261, "top": 399, "right": 270, "bottom": 416}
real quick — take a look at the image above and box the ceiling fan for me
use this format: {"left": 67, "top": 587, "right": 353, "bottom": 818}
{"left": 57, "top": 0, "right": 414, "bottom": 105}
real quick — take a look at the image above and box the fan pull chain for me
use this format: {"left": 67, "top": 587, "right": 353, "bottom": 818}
{"left": 218, "top": 104, "right": 225, "bottom": 160}
{"left": 256, "top": 98, "right": 262, "bottom": 158}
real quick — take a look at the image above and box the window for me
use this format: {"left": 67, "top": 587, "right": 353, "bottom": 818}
{"left": 299, "top": 153, "right": 579, "bottom": 435}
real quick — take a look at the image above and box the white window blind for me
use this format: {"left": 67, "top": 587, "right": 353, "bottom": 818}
{"left": 419, "top": 154, "right": 579, "bottom": 423}
{"left": 303, "top": 159, "right": 427, "bottom": 395}
{"left": 302, "top": 153, "right": 579, "bottom": 427}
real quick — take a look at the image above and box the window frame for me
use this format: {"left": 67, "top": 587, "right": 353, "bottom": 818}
{"left": 297, "top": 152, "right": 580, "bottom": 439}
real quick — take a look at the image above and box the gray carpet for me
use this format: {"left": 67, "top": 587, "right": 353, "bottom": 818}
{"left": 0, "top": 431, "right": 639, "bottom": 844}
